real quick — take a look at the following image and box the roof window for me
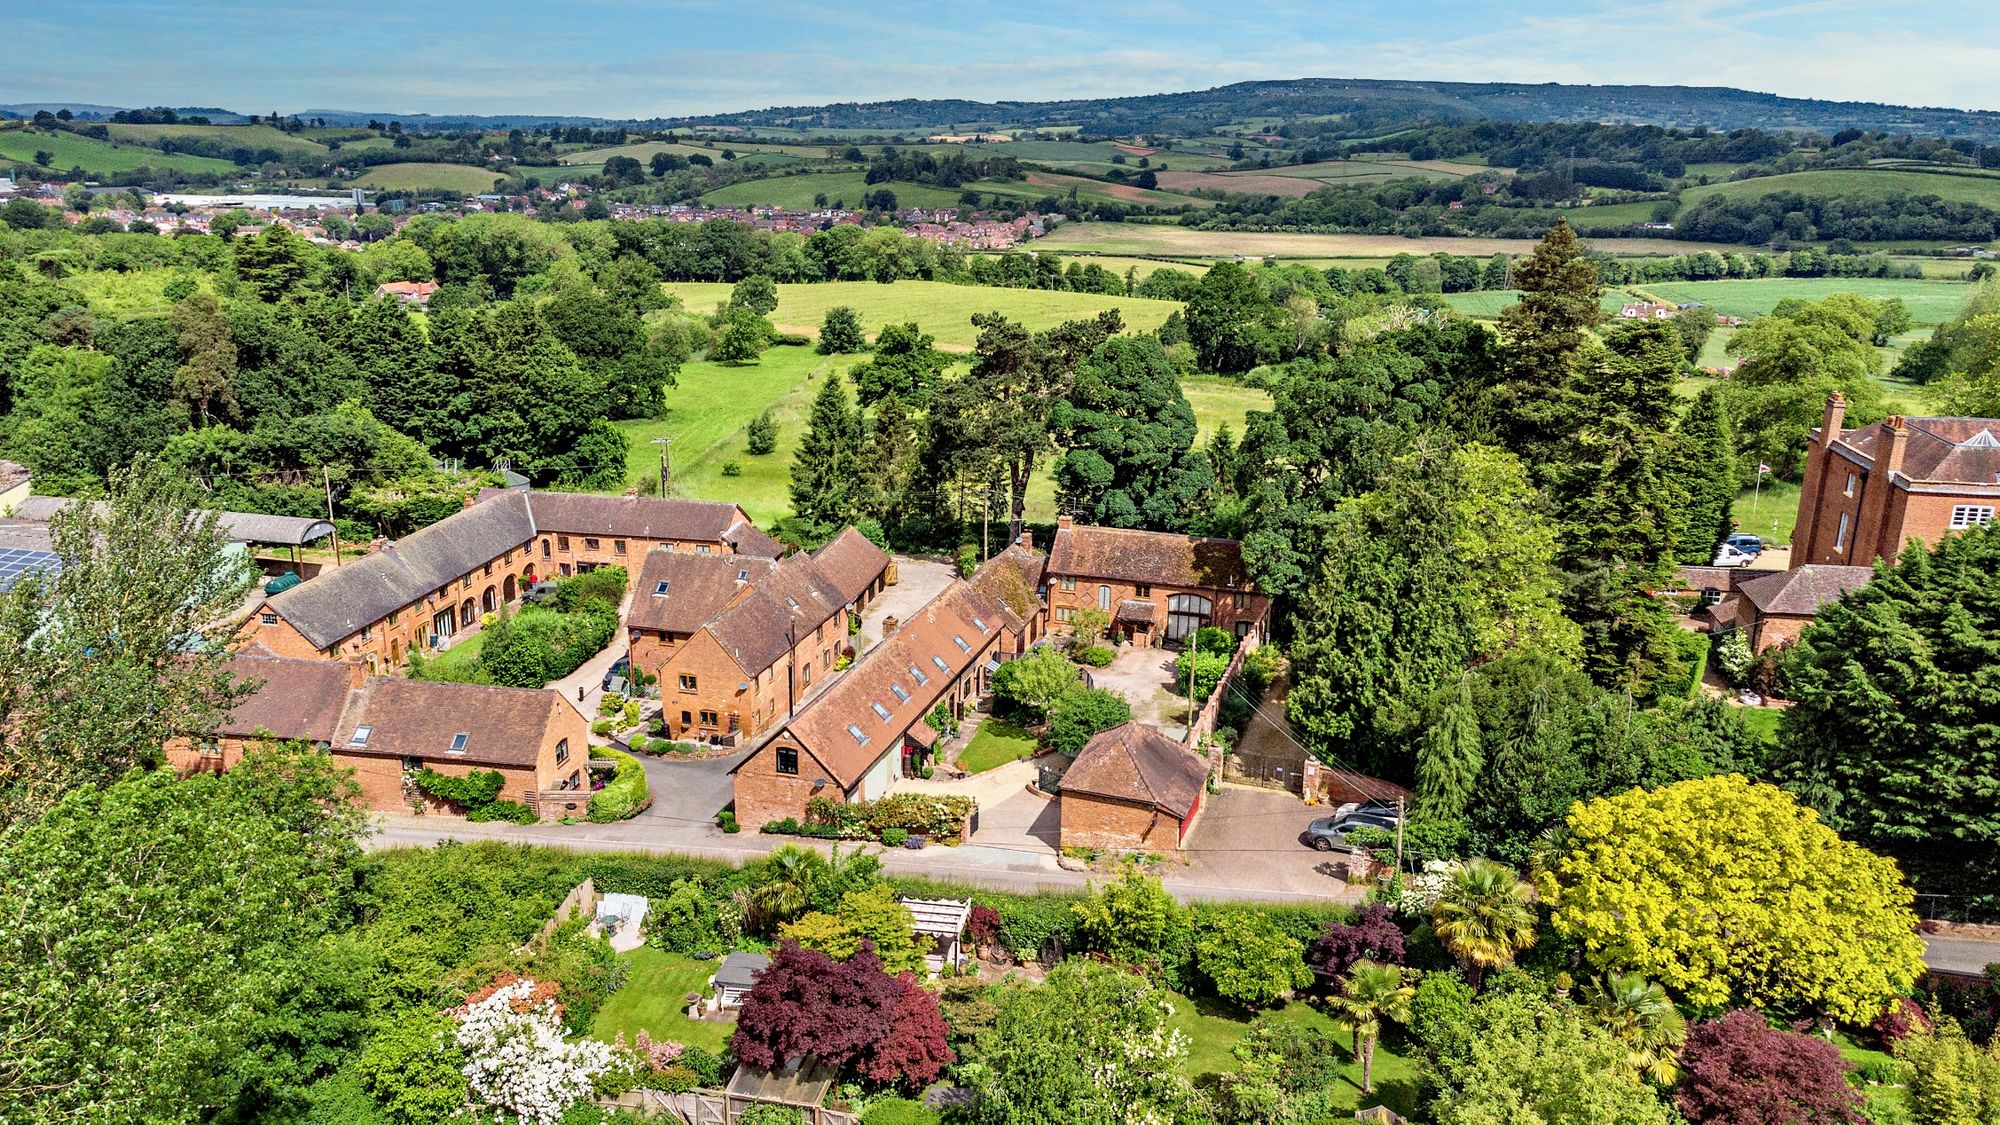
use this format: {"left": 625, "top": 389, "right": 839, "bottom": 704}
{"left": 846, "top": 724, "right": 870, "bottom": 746}
{"left": 871, "top": 701, "right": 892, "bottom": 721}
{"left": 348, "top": 725, "right": 372, "bottom": 747}
{"left": 654, "top": 580, "right": 670, "bottom": 595}
{"left": 952, "top": 634, "right": 971, "bottom": 653}
{"left": 909, "top": 664, "right": 928, "bottom": 686}
{"left": 932, "top": 655, "right": 950, "bottom": 672}
{"left": 448, "top": 732, "right": 469, "bottom": 753}
{"left": 890, "top": 683, "right": 910, "bottom": 702}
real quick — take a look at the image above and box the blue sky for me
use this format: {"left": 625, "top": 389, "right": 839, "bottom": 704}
{"left": 8, "top": 0, "right": 1995, "bottom": 117}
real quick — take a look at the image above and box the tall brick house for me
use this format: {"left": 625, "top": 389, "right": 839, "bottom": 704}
{"left": 1058, "top": 721, "right": 1208, "bottom": 855}
{"left": 1043, "top": 517, "right": 1269, "bottom": 646}
{"left": 167, "top": 648, "right": 589, "bottom": 819}
{"left": 246, "top": 489, "right": 776, "bottom": 673}
{"left": 731, "top": 581, "right": 1017, "bottom": 827}
{"left": 629, "top": 533, "right": 888, "bottom": 745}
{"left": 1794, "top": 395, "right": 2000, "bottom": 565}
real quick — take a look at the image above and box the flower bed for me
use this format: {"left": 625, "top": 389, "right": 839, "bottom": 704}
{"left": 760, "top": 793, "right": 976, "bottom": 844}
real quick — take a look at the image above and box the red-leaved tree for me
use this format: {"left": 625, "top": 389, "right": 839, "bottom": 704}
{"left": 1309, "top": 904, "right": 1407, "bottom": 978}
{"left": 858, "top": 972, "right": 956, "bottom": 1089}
{"left": 1676, "top": 1010, "right": 1865, "bottom": 1125}
{"left": 730, "top": 941, "right": 900, "bottom": 1071}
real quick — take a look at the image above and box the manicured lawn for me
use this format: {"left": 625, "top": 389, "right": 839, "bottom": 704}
{"left": 658, "top": 279, "right": 1182, "bottom": 349}
{"left": 1165, "top": 992, "right": 1418, "bottom": 1114}
{"left": 590, "top": 947, "right": 736, "bottom": 1053}
{"left": 1730, "top": 704, "right": 1784, "bottom": 746}
{"left": 416, "top": 630, "right": 485, "bottom": 680}
{"left": 1731, "top": 478, "right": 1801, "bottom": 547}
{"left": 956, "top": 719, "right": 1038, "bottom": 774}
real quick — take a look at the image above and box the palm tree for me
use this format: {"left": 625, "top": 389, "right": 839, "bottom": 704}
{"left": 1580, "top": 972, "right": 1687, "bottom": 1084}
{"left": 1325, "top": 960, "right": 1414, "bottom": 1094}
{"left": 1430, "top": 858, "right": 1537, "bottom": 987}
{"left": 749, "top": 844, "right": 826, "bottom": 930}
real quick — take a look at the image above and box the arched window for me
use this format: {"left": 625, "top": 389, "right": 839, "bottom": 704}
{"left": 1166, "top": 593, "right": 1213, "bottom": 642}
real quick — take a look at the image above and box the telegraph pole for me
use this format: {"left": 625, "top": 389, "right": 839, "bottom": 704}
{"left": 1394, "top": 796, "right": 1407, "bottom": 875}
{"left": 650, "top": 437, "right": 673, "bottom": 496}
{"left": 323, "top": 466, "right": 341, "bottom": 566}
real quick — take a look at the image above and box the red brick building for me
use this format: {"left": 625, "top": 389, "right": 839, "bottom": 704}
{"left": 1794, "top": 395, "right": 2000, "bottom": 566}
{"left": 167, "top": 648, "right": 589, "bottom": 819}
{"left": 246, "top": 489, "right": 777, "bottom": 673}
{"left": 1716, "top": 564, "right": 1875, "bottom": 653}
{"left": 1043, "top": 517, "right": 1269, "bottom": 646}
{"left": 1058, "top": 721, "right": 1208, "bottom": 855}
{"left": 730, "top": 581, "right": 1018, "bottom": 828}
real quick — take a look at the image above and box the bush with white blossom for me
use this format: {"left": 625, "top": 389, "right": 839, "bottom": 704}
{"left": 1388, "top": 859, "right": 1463, "bottom": 917}
{"left": 452, "top": 975, "right": 614, "bottom": 1125}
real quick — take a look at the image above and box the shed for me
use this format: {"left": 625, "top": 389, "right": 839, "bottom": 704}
{"left": 711, "top": 950, "right": 769, "bottom": 1009}
{"left": 900, "top": 897, "right": 973, "bottom": 973}
{"left": 724, "top": 1056, "right": 839, "bottom": 1122}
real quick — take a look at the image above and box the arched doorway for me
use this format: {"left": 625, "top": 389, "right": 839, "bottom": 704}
{"left": 482, "top": 586, "right": 497, "bottom": 613}
{"left": 460, "top": 599, "right": 477, "bottom": 628}
{"left": 503, "top": 574, "right": 518, "bottom": 603}
{"left": 1165, "top": 593, "right": 1213, "bottom": 643}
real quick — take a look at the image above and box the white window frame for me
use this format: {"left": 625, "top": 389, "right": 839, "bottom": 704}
{"left": 1950, "top": 505, "right": 1994, "bottom": 528}
{"left": 1834, "top": 512, "right": 1851, "bottom": 552}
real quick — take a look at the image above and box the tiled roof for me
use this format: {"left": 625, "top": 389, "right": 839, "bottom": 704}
{"left": 782, "top": 581, "right": 1011, "bottom": 787}
{"left": 1738, "top": 565, "right": 1874, "bottom": 617}
{"left": 0, "top": 459, "right": 28, "bottom": 496}
{"left": 968, "top": 544, "right": 1045, "bottom": 630}
{"left": 333, "top": 677, "right": 565, "bottom": 768}
{"left": 1047, "top": 523, "right": 1253, "bottom": 592}
{"left": 1116, "top": 598, "right": 1156, "bottom": 624}
{"left": 1062, "top": 721, "right": 1206, "bottom": 820}
{"left": 1833, "top": 416, "right": 2000, "bottom": 487}
{"left": 704, "top": 553, "right": 847, "bottom": 677}
{"left": 810, "top": 527, "right": 890, "bottom": 607}
{"left": 219, "top": 651, "right": 358, "bottom": 742}
{"left": 475, "top": 488, "right": 777, "bottom": 552}
{"left": 627, "top": 550, "right": 771, "bottom": 634}
{"left": 269, "top": 491, "right": 537, "bottom": 650}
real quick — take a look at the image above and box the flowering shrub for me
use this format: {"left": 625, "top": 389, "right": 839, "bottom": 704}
{"left": 452, "top": 975, "right": 615, "bottom": 1125}
{"left": 1387, "top": 859, "right": 1462, "bottom": 917}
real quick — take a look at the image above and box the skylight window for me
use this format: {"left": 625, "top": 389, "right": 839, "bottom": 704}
{"left": 654, "top": 580, "right": 670, "bottom": 595}
{"left": 952, "top": 635, "right": 971, "bottom": 653}
{"left": 890, "top": 683, "right": 910, "bottom": 702}
{"left": 971, "top": 616, "right": 989, "bottom": 634}
{"left": 738, "top": 569, "right": 750, "bottom": 581}
{"left": 871, "top": 701, "right": 892, "bottom": 720}
{"left": 785, "top": 596, "right": 800, "bottom": 610}
{"left": 846, "top": 724, "right": 870, "bottom": 746}
{"left": 909, "top": 664, "right": 928, "bottom": 686}
{"left": 348, "top": 725, "right": 372, "bottom": 747}
{"left": 932, "top": 655, "right": 950, "bottom": 672}
{"left": 448, "top": 732, "right": 469, "bottom": 753}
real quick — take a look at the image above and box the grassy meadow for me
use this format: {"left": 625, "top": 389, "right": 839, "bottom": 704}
{"left": 1681, "top": 167, "right": 2000, "bottom": 211}
{"left": 106, "top": 122, "right": 329, "bottom": 159}
{"left": 659, "top": 279, "right": 1182, "bottom": 348}
{"left": 353, "top": 162, "right": 508, "bottom": 193}
{"left": 1034, "top": 223, "right": 1752, "bottom": 260}
{"left": 1632, "top": 277, "right": 1980, "bottom": 325}
{"left": 701, "top": 171, "right": 964, "bottom": 210}
{"left": 0, "top": 125, "right": 237, "bottom": 175}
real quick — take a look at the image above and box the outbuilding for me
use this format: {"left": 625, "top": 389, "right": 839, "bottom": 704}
{"left": 1057, "top": 721, "right": 1208, "bottom": 855}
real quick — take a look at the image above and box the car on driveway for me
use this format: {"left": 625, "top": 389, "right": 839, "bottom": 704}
{"left": 1304, "top": 815, "right": 1396, "bottom": 852}
{"left": 1712, "top": 543, "right": 1757, "bottom": 567}
{"left": 1726, "top": 533, "right": 1764, "bottom": 556}
{"left": 1334, "top": 797, "right": 1403, "bottom": 823}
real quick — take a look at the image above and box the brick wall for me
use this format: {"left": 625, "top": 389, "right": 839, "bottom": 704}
{"left": 1045, "top": 576, "right": 1267, "bottom": 645}
{"left": 539, "top": 534, "right": 735, "bottom": 582}
{"left": 1059, "top": 792, "right": 1184, "bottom": 855}
{"left": 733, "top": 734, "right": 848, "bottom": 827}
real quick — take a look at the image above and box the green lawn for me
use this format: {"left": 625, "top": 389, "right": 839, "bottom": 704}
{"left": 1181, "top": 375, "right": 1272, "bottom": 442}
{"left": 58, "top": 268, "right": 215, "bottom": 316}
{"left": 416, "top": 630, "right": 486, "bottom": 680}
{"left": 1682, "top": 167, "right": 2000, "bottom": 211}
{"left": 658, "top": 280, "right": 1182, "bottom": 349}
{"left": 1731, "top": 478, "right": 1802, "bottom": 546}
{"left": 106, "top": 122, "right": 329, "bottom": 158}
{"left": 1166, "top": 992, "right": 1418, "bottom": 1114}
{"left": 590, "top": 947, "right": 736, "bottom": 1053}
{"left": 702, "top": 172, "right": 966, "bottom": 210}
{"left": 354, "top": 162, "right": 509, "bottom": 194}
{"left": 0, "top": 125, "right": 238, "bottom": 175}
{"left": 956, "top": 719, "right": 1038, "bottom": 774}
{"left": 1730, "top": 704, "right": 1783, "bottom": 746}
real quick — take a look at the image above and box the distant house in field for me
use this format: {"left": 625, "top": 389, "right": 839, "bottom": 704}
{"left": 373, "top": 280, "right": 439, "bottom": 307}
{"left": 1619, "top": 302, "right": 1677, "bottom": 320}
{"left": 166, "top": 647, "right": 589, "bottom": 819}
{"left": 1058, "top": 721, "right": 1208, "bottom": 855}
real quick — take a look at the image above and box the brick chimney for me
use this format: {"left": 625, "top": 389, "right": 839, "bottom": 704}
{"left": 882, "top": 615, "right": 899, "bottom": 638}
{"left": 1056, "top": 514, "right": 1073, "bottom": 530}
{"left": 623, "top": 485, "right": 638, "bottom": 499}
{"left": 367, "top": 537, "right": 390, "bottom": 554}
{"left": 1821, "top": 393, "right": 1846, "bottom": 448}
{"left": 1017, "top": 529, "right": 1033, "bottom": 550}
{"left": 462, "top": 493, "right": 478, "bottom": 510}
{"left": 1879, "top": 416, "right": 1909, "bottom": 478}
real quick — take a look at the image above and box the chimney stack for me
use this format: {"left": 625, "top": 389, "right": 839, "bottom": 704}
{"left": 1017, "top": 530, "right": 1033, "bottom": 550}
{"left": 623, "top": 485, "right": 638, "bottom": 500}
{"left": 1056, "top": 514, "right": 1074, "bottom": 530}
{"left": 1822, "top": 393, "right": 1847, "bottom": 448}
{"left": 1880, "top": 416, "right": 1909, "bottom": 478}
{"left": 367, "top": 537, "right": 389, "bottom": 555}
{"left": 882, "top": 615, "right": 899, "bottom": 638}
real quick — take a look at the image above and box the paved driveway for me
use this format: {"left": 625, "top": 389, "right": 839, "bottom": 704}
{"left": 853, "top": 557, "right": 957, "bottom": 654}
{"left": 1090, "top": 644, "right": 1192, "bottom": 735}
{"left": 1179, "top": 784, "right": 1365, "bottom": 902}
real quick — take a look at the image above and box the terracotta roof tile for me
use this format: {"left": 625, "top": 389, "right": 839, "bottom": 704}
{"left": 627, "top": 550, "right": 772, "bottom": 634}
{"left": 220, "top": 652, "right": 358, "bottom": 742}
{"left": 1047, "top": 524, "right": 1253, "bottom": 591}
{"left": 1833, "top": 416, "right": 2000, "bottom": 487}
{"left": 334, "top": 677, "right": 566, "bottom": 768}
{"left": 704, "top": 554, "right": 847, "bottom": 677}
{"left": 1738, "top": 564, "right": 1874, "bottom": 616}
{"left": 1062, "top": 721, "right": 1206, "bottom": 820}
{"left": 968, "top": 545, "right": 1045, "bottom": 630}
{"left": 810, "top": 527, "right": 890, "bottom": 607}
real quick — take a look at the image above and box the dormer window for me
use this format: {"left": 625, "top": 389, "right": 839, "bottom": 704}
{"left": 448, "top": 732, "right": 469, "bottom": 754}
{"left": 348, "top": 725, "right": 372, "bottom": 747}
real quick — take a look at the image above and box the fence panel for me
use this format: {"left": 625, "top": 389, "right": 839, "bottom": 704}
{"left": 1227, "top": 751, "right": 1302, "bottom": 794}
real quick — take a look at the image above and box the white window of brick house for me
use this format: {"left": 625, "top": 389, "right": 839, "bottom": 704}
{"left": 1056, "top": 606, "right": 1074, "bottom": 623}
{"left": 1951, "top": 505, "right": 1995, "bottom": 528}
{"left": 1835, "top": 512, "right": 1851, "bottom": 551}
{"left": 584, "top": 538, "right": 601, "bottom": 551}
{"left": 1098, "top": 585, "right": 1111, "bottom": 610}
{"left": 555, "top": 739, "right": 570, "bottom": 765}
{"left": 1059, "top": 577, "right": 1075, "bottom": 591}
{"left": 1844, "top": 472, "right": 1857, "bottom": 497}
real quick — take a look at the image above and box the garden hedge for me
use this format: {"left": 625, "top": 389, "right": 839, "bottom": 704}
{"left": 586, "top": 748, "right": 651, "bottom": 823}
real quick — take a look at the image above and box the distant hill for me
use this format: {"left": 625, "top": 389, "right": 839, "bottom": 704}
{"left": 662, "top": 79, "right": 2000, "bottom": 140}
{"left": 0, "top": 103, "right": 240, "bottom": 122}
{"left": 296, "top": 109, "right": 623, "bottom": 129}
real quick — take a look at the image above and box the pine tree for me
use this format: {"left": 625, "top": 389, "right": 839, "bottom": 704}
{"left": 858, "top": 392, "right": 917, "bottom": 526}
{"left": 789, "top": 372, "right": 862, "bottom": 536}
{"left": 1671, "top": 388, "right": 1736, "bottom": 564}
{"left": 1414, "top": 673, "right": 1483, "bottom": 831}
{"left": 746, "top": 410, "right": 778, "bottom": 455}
{"left": 1495, "top": 220, "right": 1600, "bottom": 470}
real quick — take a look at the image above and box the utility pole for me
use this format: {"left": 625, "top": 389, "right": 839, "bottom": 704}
{"left": 323, "top": 466, "right": 341, "bottom": 566}
{"left": 651, "top": 437, "right": 673, "bottom": 496}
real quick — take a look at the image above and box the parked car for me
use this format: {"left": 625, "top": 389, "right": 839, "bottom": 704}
{"left": 1711, "top": 543, "right": 1758, "bottom": 568}
{"left": 1304, "top": 814, "right": 1399, "bottom": 852}
{"left": 1334, "top": 797, "right": 1403, "bottom": 822}
{"left": 1725, "top": 533, "right": 1764, "bottom": 556}
{"left": 602, "top": 656, "right": 631, "bottom": 692}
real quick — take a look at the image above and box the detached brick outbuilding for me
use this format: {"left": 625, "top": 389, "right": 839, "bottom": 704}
{"left": 1059, "top": 721, "right": 1208, "bottom": 855}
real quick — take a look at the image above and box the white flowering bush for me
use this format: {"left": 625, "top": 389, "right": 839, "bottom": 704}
{"left": 452, "top": 976, "right": 614, "bottom": 1125}
{"left": 1391, "top": 859, "right": 1463, "bottom": 917}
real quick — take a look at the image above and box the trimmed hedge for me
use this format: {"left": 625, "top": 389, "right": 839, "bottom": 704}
{"left": 586, "top": 748, "right": 650, "bottom": 823}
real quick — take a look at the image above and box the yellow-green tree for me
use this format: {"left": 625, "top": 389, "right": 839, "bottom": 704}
{"left": 1538, "top": 775, "right": 1924, "bottom": 1023}
{"left": 778, "top": 883, "right": 927, "bottom": 976}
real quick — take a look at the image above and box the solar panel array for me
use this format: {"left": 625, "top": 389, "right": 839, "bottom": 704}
{"left": 0, "top": 546, "right": 59, "bottom": 591}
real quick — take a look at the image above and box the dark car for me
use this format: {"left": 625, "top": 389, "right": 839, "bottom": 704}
{"left": 1333, "top": 797, "right": 1402, "bottom": 822}
{"left": 1725, "top": 533, "right": 1764, "bottom": 555}
{"left": 602, "top": 656, "right": 631, "bottom": 692}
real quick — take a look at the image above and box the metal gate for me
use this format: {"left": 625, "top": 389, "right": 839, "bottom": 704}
{"left": 1227, "top": 750, "right": 1303, "bottom": 794}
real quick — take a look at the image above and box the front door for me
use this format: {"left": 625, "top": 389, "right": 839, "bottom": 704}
{"left": 431, "top": 609, "right": 455, "bottom": 645}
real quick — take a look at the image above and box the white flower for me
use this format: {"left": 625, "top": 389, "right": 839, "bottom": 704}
{"left": 452, "top": 978, "right": 614, "bottom": 1125}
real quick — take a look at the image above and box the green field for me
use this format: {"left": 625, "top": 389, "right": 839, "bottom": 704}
{"left": 1440, "top": 289, "right": 1635, "bottom": 319}
{"left": 1034, "top": 223, "right": 1750, "bottom": 260}
{"left": 57, "top": 268, "right": 215, "bottom": 316}
{"left": 1682, "top": 167, "right": 2000, "bottom": 210}
{"left": 1566, "top": 200, "right": 1670, "bottom": 232}
{"left": 354, "top": 162, "right": 507, "bottom": 193}
{"left": 659, "top": 279, "right": 1183, "bottom": 348}
{"left": 589, "top": 947, "right": 735, "bottom": 1053}
{"left": 0, "top": 126, "right": 238, "bottom": 175}
{"left": 701, "top": 171, "right": 964, "bottom": 210}
{"left": 1730, "top": 478, "right": 1802, "bottom": 546}
{"left": 956, "top": 719, "right": 1038, "bottom": 774}
{"left": 1182, "top": 375, "right": 1273, "bottom": 441}
{"left": 106, "top": 122, "right": 329, "bottom": 159}
{"left": 1636, "top": 277, "right": 1979, "bottom": 325}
